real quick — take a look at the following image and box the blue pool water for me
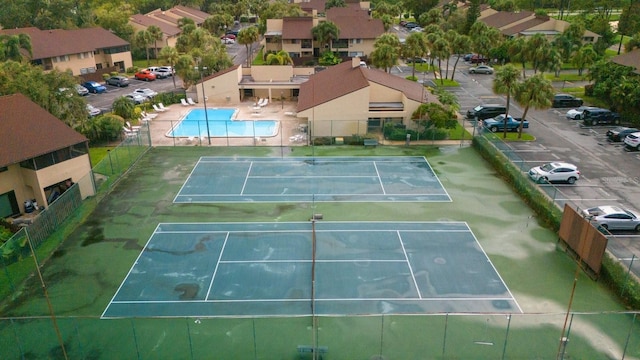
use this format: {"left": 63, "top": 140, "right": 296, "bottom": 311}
{"left": 167, "top": 108, "right": 279, "bottom": 138}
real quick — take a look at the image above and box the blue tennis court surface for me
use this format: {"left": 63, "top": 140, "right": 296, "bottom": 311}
{"left": 174, "top": 156, "right": 451, "bottom": 202}
{"left": 102, "top": 222, "right": 520, "bottom": 318}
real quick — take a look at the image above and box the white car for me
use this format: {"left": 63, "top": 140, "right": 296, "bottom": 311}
{"left": 124, "top": 93, "right": 146, "bottom": 104}
{"left": 221, "top": 37, "right": 235, "bottom": 44}
{"left": 565, "top": 106, "right": 597, "bottom": 120}
{"left": 158, "top": 66, "right": 174, "bottom": 76}
{"left": 624, "top": 132, "right": 640, "bottom": 150}
{"left": 133, "top": 88, "right": 158, "bottom": 99}
{"left": 86, "top": 104, "right": 101, "bottom": 116}
{"left": 582, "top": 206, "right": 640, "bottom": 231}
{"left": 528, "top": 162, "right": 580, "bottom": 184}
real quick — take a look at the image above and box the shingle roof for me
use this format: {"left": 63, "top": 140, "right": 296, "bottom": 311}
{"left": 282, "top": 17, "right": 314, "bottom": 40}
{"left": 611, "top": 49, "right": 640, "bottom": 71}
{"left": 481, "top": 10, "right": 534, "bottom": 29}
{"left": 501, "top": 17, "right": 548, "bottom": 36}
{"left": 130, "top": 14, "right": 181, "bottom": 36}
{"left": 296, "top": 61, "right": 424, "bottom": 112}
{"left": 298, "top": 0, "right": 327, "bottom": 13}
{"left": 330, "top": 15, "right": 384, "bottom": 39}
{"left": 297, "top": 61, "right": 370, "bottom": 112}
{"left": 0, "top": 27, "right": 129, "bottom": 60}
{"left": 0, "top": 93, "right": 88, "bottom": 167}
{"left": 171, "top": 5, "right": 210, "bottom": 22}
{"left": 199, "top": 64, "right": 240, "bottom": 84}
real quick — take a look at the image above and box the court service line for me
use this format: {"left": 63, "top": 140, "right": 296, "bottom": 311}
{"left": 205, "top": 232, "right": 230, "bottom": 300}
{"left": 397, "top": 231, "right": 422, "bottom": 299}
{"left": 111, "top": 296, "right": 514, "bottom": 305}
{"left": 239, "top": 161, "right": 254, "bottom": 195}
{"left": 219, "top": 259, "right": 407, "bottom": 264}
{"left": 372, "top": 161, "right": 387, "bottom": 194}
{"left": 155, "top": 229, "right": 471, "bottom": 234}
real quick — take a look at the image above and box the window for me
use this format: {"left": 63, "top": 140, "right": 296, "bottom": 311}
{"left": 350, "top": 39, "right": 362, "bottom": 44}
{"left": 19, "top": 142, "right": 87, "bottom": 171}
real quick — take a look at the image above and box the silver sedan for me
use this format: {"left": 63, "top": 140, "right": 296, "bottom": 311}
{"left": 469, "top": 65, "right": 494, "bottom": 74}
{"left": 582, "top": 206, "right": 640, "bottom": 231}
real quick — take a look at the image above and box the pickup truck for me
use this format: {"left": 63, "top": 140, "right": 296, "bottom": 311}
{"left": 483, "top": 114, "right": 529, "bottom": 132}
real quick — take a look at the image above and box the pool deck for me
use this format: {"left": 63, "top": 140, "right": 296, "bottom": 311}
{"left": 142, "top": 99, "right": 306, "bottom": 147}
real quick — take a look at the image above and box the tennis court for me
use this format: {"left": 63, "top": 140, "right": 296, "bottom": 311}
{"left": 102, "top": 221, "right": 520, "bottom": 318}
{"left": 173, "top": 156, "right": 451, "bottom": 202}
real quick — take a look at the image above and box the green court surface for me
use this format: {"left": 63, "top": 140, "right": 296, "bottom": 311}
{"left": 174, "top": 156, "right": 451, "bottom": 202}
{"left": 103, "top": 222, "right": 519, "bottom": 318}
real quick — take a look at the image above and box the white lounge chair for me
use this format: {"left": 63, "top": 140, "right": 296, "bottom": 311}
{"left": 152, "top": 104, "right": 166, "bottom": 112}
{"left": 159, "top": 103, "right": 170, "bottom": 111}
{"left": 126, "top": 121, "right": 141, "bottom": 131}
{"left": 142, "top": 111, "right": 157, "bottom": 119}
{"left": 187, "top": 98, "right": 197, "bottom": 105}
{"left": 254, "top": 98, "right": 264, "bottom": 106}
{"left": 180, "top": 99, "right": 189, "bottom": 106}
{"left": 123, "top": 127, "right": 138, "bottom": 137}
{"left": 260, "top": 98, "right": 269, "bottom": 107}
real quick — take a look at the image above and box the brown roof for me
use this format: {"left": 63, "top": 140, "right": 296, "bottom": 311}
{"left": 0, "top": 27, "right": 129, "bottom": 60}
{"left": 130, "top": 14, "right": 181, "bottom": 36}
{"left": 171, "top": 5, "right": 210, "bottom": 22}
{"left": 0, "top": 94, "right": 88, "bottom": 167}
{"left": 363, "top": 68, "right": 424, "bottom": 103}
{"left": 326, "top": 6, "right": 369, "bottom": 19}
{"left": 481, "top": 10, "right": 534, "bottom": 29}
{"left": 298, "top": 0, "right": 327, "bottom": 13}
{"left": 282, "top": 17, "right": 314, "bottom": 40}
{"left": 330, "top": 15, "right": 384, "bottom": 39}
{"left": 297, "top": 61, "right": 369, "bottom": 112}
{"left": 501, "top": 17, "right": 548, "bottom": 36}
{"left": 611, "top": 49, "right": 640, "bottom": 71}
{"left": 297, "top": 61, "right": 424, "bottom": 112}
{"left": 200, "top": 64, "right": 240, "bottom": 84}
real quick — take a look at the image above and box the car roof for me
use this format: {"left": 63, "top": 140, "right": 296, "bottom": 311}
{"left": 548, "top": 162, "right": 577, "bottom": 169}
{"left": 591, "top": 205, "right": 628, "bottom": 215}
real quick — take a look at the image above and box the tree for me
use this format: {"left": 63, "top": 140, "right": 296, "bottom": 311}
{"left": 507, "top": 37, "right": 528, "bottom": 78}
{"left": 94, "top": 2, "right": 135, "bottom": 43}
{"left": 325, "top": 0, "right": 346, "bottom": 10}
{"left": 318, "top": 51, "right": 342, "bottom": 66}
{"left": 311, "top": 21, "right": 340, "bottom": 54}
{"left": 134, "top": 30, "right": 154, "bottom": 66}
{"left": 617, "top": 2, "right": 640, "bottom": 54}
{"left": 513, "top": 74, "right": 554, "bottom": 138}
{"left": 418, "top": 8, "right": 443, "bottom": 27}
{"left": 492, "top": 64, "right": 521, "bottom": 138}
{"left": 203, "top": 14, "right": 235, "bottom": 36}
{"left": 525, "top": 34, "right": 552, "bottom": 74}
{"left": 625, "top": 33, "right": 640, "bottom": 52}
{"left": 411, "top": 102, "right": 457, "bottom": 133}
{"left": 403, "top": 0, "right": 439, "bottom": 22}
{"left": 431, "top": 37, "right": 450, "bottom": 85}
{"left": 147, "top": 26, "right": 163, "bottom": 59}
{"left": 572, "top": 44, "right": 598, "bottom": 76}
{"left": 449, "top": 34, "right": 471, "bottom": 81}
{"left": 370, "top": 33, "right": 402, "bottom": 72}
{"left": 464, "top": 0, "right": 480, "bottom": 35}
{"left": 403, "top": 32, "right": 429, "bottom": 78}
{"left": 266, "top": 50, "right": 293, "bottom": 65}
{"left": 0, "top": 34, "right": 32, "bottom": 62}
{"left": 159, "top": 46, "right": 180, "bottom": 88}
{"left": 112, "top": 96, "right": 136, "bottom": 120}
{"left": 237, "top": 26, "right": 260, "bottom": 67}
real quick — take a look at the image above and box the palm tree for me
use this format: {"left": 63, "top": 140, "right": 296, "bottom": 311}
{"left": 266, "top": 50, "right": 293, "bottom": 65}
{"left": 370, "top": 33, "right": 401, "bottom": 72}
{"left": 159, "top": 46, "right": 180, "bottom": 88}
{"left": 134, "top": 30, "right": 153, "bottom": 66}
{"left": 492, "top": 64, "right": 521, "bottom": 138}
{"left": 573, "top": 45, "right": 599, "bottom": 76}
{"left": 431, "top": 37, "right": 450, "bottom": 85}
{"left": 147, "top": 25, "right": 163, "bottom": 59}
{"left": 237, "top": 26, "right": 260, "bottom": 67}
{"left": 449, "top": 34, "right": 471, "bottom": 81}
{"left": 112, "top": 96, "right": 136, "bottom": 120}
{"left": 0, "top": 33, "right": 32, "bottom": 62}
{"left": 311, "top": 21, "right": 340, "bottom": 54}
{"left": 525, "top": 34, "right": 552, "bottom": 74}
{"left": 513, "top": 74, "right": 554, "bottom": 138}
{"left": 403, "top": 32, "right": 429, "bottom": 78}
{"left": 507, "top": 37, "right": 527, "bottom": 78}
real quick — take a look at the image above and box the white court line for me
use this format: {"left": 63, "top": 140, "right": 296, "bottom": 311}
{"left": 248, "top": 175, "right": 380, "bottom": 178}
{"left": 111, "top": 296, "right": 515, "bottom": 305}
{"left": 155, "top": 229, "right": 472, "bottom": 234}
{"left": 205, "top": 232, "right": 230, "bottom": 300}
{"left": 397, "top": 231, "right": 422, "bottom": 299}
{"left": 372, "top": 161, "right": 387, "bottom": 195}
{"left": 172, "top": 157, "right": 204, "bottom": 203}
{"left": 239, "top": 161, "right": 253, "bottom": 195}
{"left": 219, "top": 259, "right": 407, "bottom": 264}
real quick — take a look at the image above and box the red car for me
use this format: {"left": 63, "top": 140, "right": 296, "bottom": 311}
{"left": 469, "top": 55, "right": 489, "bottom": 64}
{"left": 221, "top": 34, "right": 236, "bottom": 40}
{"left": 134, "top": 70, "right": 156, "bottom": 81}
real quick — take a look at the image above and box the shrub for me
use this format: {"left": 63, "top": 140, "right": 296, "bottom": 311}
{"left": 584, "top": 84, "right": 594, "bottom": 96}
{"left": 406, "top": 75, "right": 418, "bottom": 82}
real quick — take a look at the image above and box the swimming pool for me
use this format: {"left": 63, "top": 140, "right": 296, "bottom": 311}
{"left": 167, "top": 108, "right": 279, "bottom": 138}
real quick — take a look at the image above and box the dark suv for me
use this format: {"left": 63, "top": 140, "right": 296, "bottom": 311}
{"left": 552, "top": 94, "right": 583, "bottom": 108}
{"left": 466, "top": 104, "right": 507, "bottom": 120}
{"left": 582, "top": 108, "right": 621, "bottom": 126}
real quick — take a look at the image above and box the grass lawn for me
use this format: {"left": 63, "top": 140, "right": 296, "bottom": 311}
{"left": 89, "top": 146, "right": 116, "bottom": 167}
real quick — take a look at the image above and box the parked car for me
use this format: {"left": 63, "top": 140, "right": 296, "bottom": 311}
{"left": 75, "top": 84, "right": 89, "bottom": 96}
{"left": 582, "top": 108, "right": 621, "bottom": 126}
{"left": 565, "top": 106, "right": 597, "bottom": 120}
{"left": 552, "top": 94, "right": 583, "bottom": 108}
{"left": 463, "top": 53, "right": 474, "bottom": 61}
{"left": 406, "top": 57, "right": 428, "bottom": 63}
{"left": 582, "top": 206, "right": 640, "bottom": 231}
{"left": 483, "top": 114, "right": 528, "bottom": 132}
{"left": 624, "top": 132, "right": 640, "bottom": 150}
{"left": 158, "top": 66, "right": 174, "bottom": 76}
{"left": 221, "top": 37, "right": 235, "bottom": 44}
{"left": 606, "top": 127, "right": 639, "bottom": 142}
{"left": 221, "top": 34, "right": 236, "bottom": 40}
{"left": 466, "top": 104, "right": 506, "bottom": 120}
{"left": 105, "top": 75, "right": 130, "bottom": 87}
{"left": 469, "top": 55, "right": 489, "bottom": 64}
{"left": 399, "top": 20, "right": 407, "bottom": 27}
{"left": 147, "top": 67, "right": 168, "bottom": 79}
{"left": 404, "top": 22, "right": 419, "bottom": 29}
{"left": 469, "top": 65, "right": 494, "bottom": 74}
{"left": 528, "top": 162, "right": 580, "bottom": 184}
{"left": 134, "top": 70, "right": 156, "bottom": 81}
{"left": 124, "top": 93, "right": 146, "bottom": 104}
{"left": 82, "top": 81, "right": 106, "bottom": 94}
{"left": 86, "top": 104, "right": 102, "bottom": 117}
{"left": 133, "top": 88, "right": 158, "bottom": 99}
{"left": 410, "top": 27, "right": 423, "bottom": 32}
{"left": 225, "top": 29, "right": 239, "bottom": 36}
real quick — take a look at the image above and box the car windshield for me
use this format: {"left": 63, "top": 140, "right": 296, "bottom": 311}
{"left": 540, "top": 163, "right": 556, "bottom": 172}
{"left": 473, "top": 105, "right": 483, "bottom": 111}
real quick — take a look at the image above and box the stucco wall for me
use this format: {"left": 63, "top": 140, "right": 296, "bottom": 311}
{"left": 198, "top": 68, "right": 241, "bottom": 103}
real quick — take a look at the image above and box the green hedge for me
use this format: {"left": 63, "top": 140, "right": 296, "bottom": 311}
{"left": 474, "top": 135, "right": 640, "bottom": 309}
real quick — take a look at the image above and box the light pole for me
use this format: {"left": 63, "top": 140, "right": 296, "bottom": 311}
{"left": 197, "top": 63, "right": 211, "bottom": 145}
{"left": 281, "top": 90, "right": 284, "bottom": 109}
